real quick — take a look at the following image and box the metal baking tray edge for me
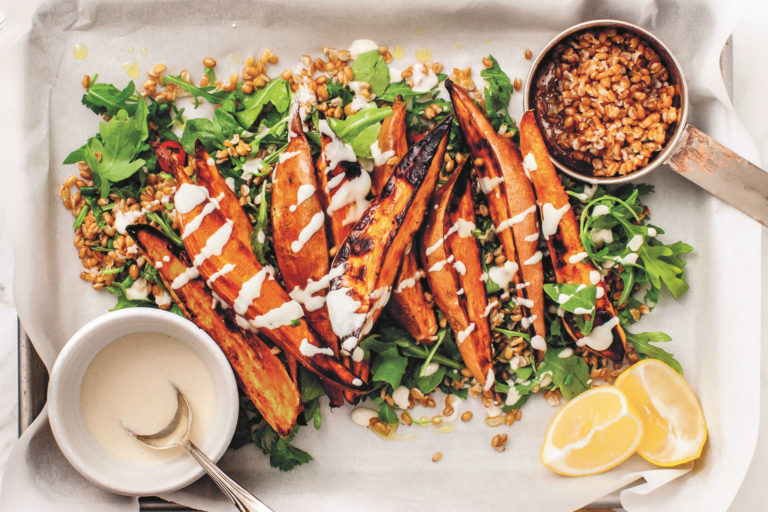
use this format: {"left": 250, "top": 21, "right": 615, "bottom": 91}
{"left": 16, "top": 35, "right": 735, "bottom": 512}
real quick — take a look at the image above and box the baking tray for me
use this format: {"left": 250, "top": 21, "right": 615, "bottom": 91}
{"left": 16, "top": 35, "right": 735, "bottom": 512}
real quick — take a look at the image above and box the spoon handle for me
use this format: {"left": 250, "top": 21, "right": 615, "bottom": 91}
{"left": 183, "top": 440, "right": 276, "bottom": 512}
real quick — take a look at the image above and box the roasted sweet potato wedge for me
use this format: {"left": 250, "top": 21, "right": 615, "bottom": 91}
{"left": 127, "top": 224, "right": 300, "bottom": 437}
{"left": 326, "top": 116, "right": 452, "bottom": 356}
{"left": 519, "top": 111, "right": 626, "bottom": 361}
{"left": 315, "top": 117, "right": 371, "bottom": 248}
{"left": 372, "top": 100, "right": 438, "bottom": 344}
{"left": 421, "top": 163, "right": 494, "bottom": 388}
{"left": 193, "top": 142, "right": 253, "bottom": 246}
{"left": 156, "top": 143, "right": 369, "bottom": 392}
{"left": 272, "top": 112, "right": 345, "bottom": 406}
{"left": 447, "top": 80, "right": 546, "bottom": 351}
{"left": 272, "top": 111, "right": 339, "bottom": 354}
{"left": 371, "top": 100, "right": 407, "bottom": 195}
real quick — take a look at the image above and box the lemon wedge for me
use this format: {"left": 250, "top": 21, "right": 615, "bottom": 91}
{"left": 615, "top": 359, "right": 707, "bottom": 466}
{"left": 541, "top": 386, "right": 644, "bottom": 476}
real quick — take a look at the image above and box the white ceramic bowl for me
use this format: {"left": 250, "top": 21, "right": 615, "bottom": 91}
{"left": 48, "top": 308, "right": 239, "bottom": 496}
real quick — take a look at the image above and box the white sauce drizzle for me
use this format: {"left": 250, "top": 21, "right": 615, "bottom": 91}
{"left": 576, "top": 316, "right": 619, "bottom": 351}
{"left": 192, "top": 221, "right": 233, "bottom": 268}
{"left": 174, "top": 184, "right": 209, "bottom": 214}
{"left": 487, "top": 260, "right": 519, "bottom": 292}
{"left": 182, "top": 199, "right": 219, "bottom": 239}
{"left": 456, "top": 323, "right": 476, "bottom": 345}
{"left": 592, "top": 204, "right": 610, "bottom": 217}
{"left": 589, "top": 270, "right": 601, "bottom": 285}
{"left": 125, "top": 278, "right": 149, "bottom": 301}
{"left": 318, "top": 119, "right": 357, "bottom": 170}
{"left": 627, "top": 234, "right": 644, "bottom": 252}
{"left": 453, "top": 260, "right": 467, "bottom": 275}
{"left": 278, "top": 150, "right": 301, "bottom": 163}
{"left": 326, "top": 172, "right": 371, "bottom": 226}
{"left": 591, "top": 228, "right": 614, "bottom": 247}
{"left": 289, "top": 265, "right": 345, "bottom": 312}
{"left": 206, "top": 263, "right": 236, "bottom": 288}
{"left": 531, "top": 335, "right": 547, "bottom": 351}
{"left": 524, "top": 232, "right": 539, "bottom": 243}
{"left": 299, "top": 338, "right": 334, "bottom": 357}
{"left": 647, "top": 227, "right": 657, "bottom": 237}
{"left": 392, "top": 386, "right": 410, "bottom": 409}
{"left": 523, "top": 251, "right": 543, "bottom": 266}
{"left": 234, "top": 266, "right": 273, "bottom": 315}
{"left": 520, "top": 314, "right": 538, "bottom": 329}
{"left": 250, "top": 300, "right": 304, "bottom": 330}
{"left": 479, "top": 176, "right": 504, "bottom": 194}
{"left": 410, "top": 62, "right": 438, "bottom": 92}
{"left": 428, "top": 254, "right": 455, "bottom": 273}
{"left": 171, "top": 266, "right": 200, "bottom": 290}
{"left": 326, "top": 287, "right": 366, "bottom": 339}
{"left": 540, "top": 203, "right": 571, "bottom": 240}
{"left": 496, "top": 205, "right": 537, "bottom": 233}
{"left": 483, "top": 369, "right": 495, "bottom": 391}
{"left": 559, "top": 348, "right": 574, "bottom": 358}
{"left": 395, "top": 269, "right": 426, "bottom": 294}
{"left": 114, "top": 209, "right": 144, "bottom": 235}
{"left": 291, "top": 212, "right": 325, "bottom": 253}
{"left": 370, "top": 140, "right": 395, "bottom": 167}
{"left": 568, "top": 252, "right": 588, "bottom": 264}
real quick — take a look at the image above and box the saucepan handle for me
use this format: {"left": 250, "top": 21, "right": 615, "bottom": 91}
{"left": 667, "top": 123, "right": 768, "bottom": 227}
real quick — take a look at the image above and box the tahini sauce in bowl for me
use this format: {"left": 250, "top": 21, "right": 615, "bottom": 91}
{"left": 80, "top": 331, "right": 216, "bottom": 465}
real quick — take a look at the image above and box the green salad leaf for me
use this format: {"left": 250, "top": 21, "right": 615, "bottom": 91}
{"left": 480, "top": 55, "right": 517, "bottom": 136}
{"left": 350, "top": 50, "right": 390, "bottom": 96}
{"left": 236, "top": 78, "right": 291, "bottom": 129}
{"left": 538, "top": 348, "right": 591, "bottom": 400}
{"left": 327, "top": 104, "right": 392, "bottom": 158}
{"left": 162, "top": 74, "right": 232, "bottom": 106}
{"left": 626, "top": 331, "right": 682, "bottom": 375}
{"left": 81, "top": 78, "right": 139, "bottom": 117}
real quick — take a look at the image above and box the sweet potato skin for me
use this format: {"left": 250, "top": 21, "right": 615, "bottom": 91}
{"left": 421, "top": 163, "right": 494, "bottom": 387}
{"left": 519, "top": 111, "right": 626, "bottom": 361}
{"left": 156, "top": 143, "right": 369, "bottom": 392}
{"left": 327, "top": 116, "right": 452, "bottom": 355}
{"left": 375, "top": 100, "right": 437, "bottom": 344}
{"left": 447, "top": 80, "right": 546, "bottom": 345}
{"left": 128, "top": 224, "right": 300, "bottom": 437}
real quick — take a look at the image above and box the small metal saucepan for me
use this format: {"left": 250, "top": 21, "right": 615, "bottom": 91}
{"left": 523, "top": 19, "right": 768, "bottom": 227}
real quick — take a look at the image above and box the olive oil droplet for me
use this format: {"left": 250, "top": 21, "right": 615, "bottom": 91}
{"left": 140, "top": 48, "right": 149, "bottom": 56}
{"left": 392, "top": 45, "right": 405, "bottom": 60}
{"left": 73, "top": 44, "right": 88, "bottom": 60}
{"left": 122, "top": 60, "right": 140, "bottom": 79}
{"left": 414, "top": 48, "right": 432, "bottom": 63}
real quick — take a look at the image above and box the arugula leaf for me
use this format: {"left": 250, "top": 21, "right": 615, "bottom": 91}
{"left": 626, "top": 331, "right": 683, "bottom": 374}
{"left": 537, "top": 348, "right": 591, "bottom": 400}
{"left": 378, "top": 403, "right": 399, "bottom": 423}
{"left": 416, "top": 365, "right": 446, "bottom": 394}
{"left": 236, "top": 79, "right": 291, "bottom": 129}
{"left": 180, "top": 117, "right": 218, "bottom": 154}
{"left": 96, "top": 106, "right": 148, "bottom": 182}
{"left": 379, "top": 80, "right": 426, "bottom": 102}
{"left": 370, "top": 352, "right": 408, "bottom": 389}
{"left": 327, "top": 105, "right": 392, "bottom": 158}
{"left": 162, "top": 75, "right": 231, "bottom": 106}
{"left": 350, "top": 50, "right": 390, "bottom": 96}
{"left": 214, "top": 108, "right": 243, "bottom": 141}
{"left": 480, "top": 55, "right": 517, "bottom": 135}
{"left": 81, "top": 79, "right": 138, "bottom": 117}
{"left": 543, "top": 283, "right": 597, "bottom": 314}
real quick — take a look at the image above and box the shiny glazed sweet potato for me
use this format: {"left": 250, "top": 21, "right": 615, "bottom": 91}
{"left": 326, "top": 116, "right": 452, "bottom": 356}
{"left": 156, "top": 144, "right": 368, "bottom": 392}
{"left": 315, "top": 117, "right": 371, "bottom": 248}
{"left": 519, "top": 111, "right": 626, "bottom": 361}
{"left": 127, "top": 224, "right": 300, "bottom": 437}
{"left": 272, "top": 111, "right": 339, "bottom": 355}
{"left": 375, "top": 100, "right": 437, "bottom": 344}
{"left": 447, "top": 80, "right": 546, "bottom": 350}
{"left": 420, "top": 163, "right": 494, "bottom": 388}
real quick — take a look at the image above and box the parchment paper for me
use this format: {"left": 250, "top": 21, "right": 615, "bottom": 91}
{"left": 0, "top": 0, "right": 762, "bottom": 510}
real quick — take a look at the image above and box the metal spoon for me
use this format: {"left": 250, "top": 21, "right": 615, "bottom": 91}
{"left": 124, "top": 387, "right": 275, "bottom": 512}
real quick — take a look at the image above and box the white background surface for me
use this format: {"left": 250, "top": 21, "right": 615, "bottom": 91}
{"left": 0, "top": 0, "right": 765, "bottom": 509}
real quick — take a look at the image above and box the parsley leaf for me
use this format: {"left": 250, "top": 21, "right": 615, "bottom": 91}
{"left": 350, "top": 50, "right": 390, "bottom": 96}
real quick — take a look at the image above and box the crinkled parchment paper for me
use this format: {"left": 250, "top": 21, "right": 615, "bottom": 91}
{"left": 0, "top": 0, "right": 761, "bottom": 510}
